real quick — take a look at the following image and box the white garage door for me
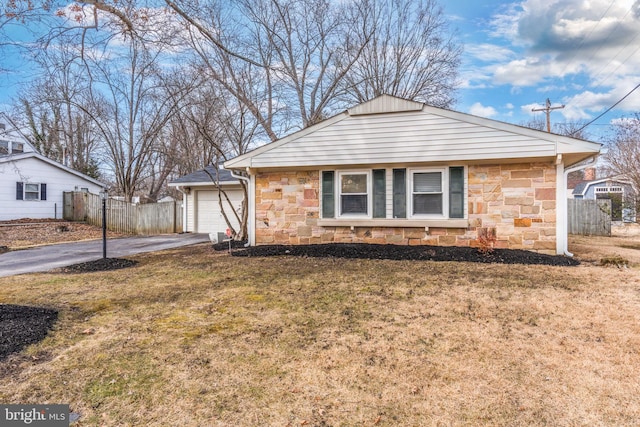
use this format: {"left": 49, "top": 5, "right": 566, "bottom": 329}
{"left": 195, "top": 190, "right": 242, "bottom": 234}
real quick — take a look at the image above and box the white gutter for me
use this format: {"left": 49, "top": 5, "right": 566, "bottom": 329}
{"left": 230, "top": 169, "right": 253, "bottom": 247}
{"left": 560, "top": 156, "right": 599, "bottom": 257}
{"left": 174, "top": 186, "right": 189, "bottom": 233}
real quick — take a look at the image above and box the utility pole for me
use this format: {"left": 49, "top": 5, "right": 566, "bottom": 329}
{"left": 531, "top": 98, "right": 565, "bottom": 132}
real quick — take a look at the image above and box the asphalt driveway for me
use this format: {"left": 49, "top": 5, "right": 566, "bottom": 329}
{"left": 0, "top": 233, "right": 210, "bottom": 278}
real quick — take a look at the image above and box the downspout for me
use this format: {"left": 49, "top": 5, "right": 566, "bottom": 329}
{"left": 561, "top": 156, "right": 599, "bottom": 256}
{"left": 230, "top": 169, "right": 252, "bottom": 247}
{"left": 175, "top": 186, "right": 189, "bottom": 233}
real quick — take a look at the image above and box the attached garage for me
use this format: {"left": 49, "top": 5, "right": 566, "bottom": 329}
{"left": 169, "top": 167, "right": 245, "bottom": 238}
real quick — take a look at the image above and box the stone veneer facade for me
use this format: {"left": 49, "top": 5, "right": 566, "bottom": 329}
{"left": 254, "top": 162, "right": 557, "bottom": 254}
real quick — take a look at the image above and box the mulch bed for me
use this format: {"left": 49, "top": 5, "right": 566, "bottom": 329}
{"left": 225, "top": 243, "right": 580, "bottom": 266}
{"left": 0, "top": 305, "right": 58, "bottom": 361}
{"left": 57, "top": 258, "right": 138, "bottom": 273}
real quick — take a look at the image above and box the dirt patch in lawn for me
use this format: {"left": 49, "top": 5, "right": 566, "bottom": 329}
{"left": 0, "top": 219, "right": 128, "bottom": 250}
{"left": 227, "top": 243, "right": 579, "bottom": 266}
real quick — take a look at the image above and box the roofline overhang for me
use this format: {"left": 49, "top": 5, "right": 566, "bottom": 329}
{"left": 0, "top": 152, "right": 105, "bottom": 188}
{"left": 167, "top": 180, "right": 241, "bottom": 187}
{"left": 223, "top": 95, "right": 602, "bottom": 170}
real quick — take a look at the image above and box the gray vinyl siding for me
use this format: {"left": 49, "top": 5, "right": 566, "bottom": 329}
{"left": 248, "top": 111, "right": 557, "bottom": 168}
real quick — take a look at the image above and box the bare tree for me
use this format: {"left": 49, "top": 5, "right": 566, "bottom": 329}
{"left": 13, "top": 41, "right": 102, "bottom": 178}
{"left": 341, "top": 0, "right": 461, "bottom": 108}
{"left": 170, "top": 76, "right": 257, "bottom": 240}
{"left": 84, "top": 36, "right": 187, "bottom": 201}
{"left": 241, "top": 0, "right": 372, "bottom": 127}
{"left": 603, "top": 113, "right": 640, "bottom": 191}
{"left": 521, "top": 117, "right": 591, "bottom": 139}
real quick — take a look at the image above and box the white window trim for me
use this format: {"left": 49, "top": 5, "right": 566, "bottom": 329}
{"left": 23, "top": 182, "right": 41, "bottom": 201}
{"left": 12, "top": 142, "right": 24, "bottom": 154}
{"left": 337, "top": 170, "right": 372, "bottom": 218}
{"left": 595, "top": 186, "right": 623, "bottom": 193}
{"left": 408, "top": 167, "right": 448, "bottom": 219}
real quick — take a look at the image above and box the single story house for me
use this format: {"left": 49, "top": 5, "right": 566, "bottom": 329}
{"left": 224, "top": 95, "right": 602, "bottom": 255}
{"left": 169, "top": 166, "right": 244, "bottom": 238}
{"left": 0, "top": 129, "right": 104, "bottom": 221}
{"left": 573, "top": 176, "right": 635, "bottom": 222}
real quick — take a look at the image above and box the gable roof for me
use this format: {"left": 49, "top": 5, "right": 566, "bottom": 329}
{"left": 572, "top": 176, "right": 634, "bottom": 196}
{"left": 169, "top": 166, "right": 240, "bottom": 187}
{"left": 225, "top": 94, "right": 601, "bottom": 170}
{"left": 0, "top": 152, "right": 105, "bottom": 187}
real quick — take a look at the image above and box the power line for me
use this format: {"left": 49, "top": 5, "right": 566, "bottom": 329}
{"left": 571, "top": 82, "right": 640, "bottom": 135}
{"left": 579, "top": 2, "right": 636, "bottom": 80}
{"left": 558, "top": 0, "right": 616, "bottom": 78}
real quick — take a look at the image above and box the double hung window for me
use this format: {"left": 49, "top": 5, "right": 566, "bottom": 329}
{"left": 16, "top": 182, "right": 47, "bottom": 201}
{"left": 339, "top": 172, "right": 369, "bottom": 216}
{"left": 411, "top": 170, "right": 444, "bottom": 216}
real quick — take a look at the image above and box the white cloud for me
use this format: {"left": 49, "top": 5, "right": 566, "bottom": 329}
{"left": 469, "top": 102, "right": 498, "bottom": 118}
{"left": 465, "top": 43, "right": 514, "bottom": 62}
{"left": 485, "top": 0, "right": 640, "bottom": 90}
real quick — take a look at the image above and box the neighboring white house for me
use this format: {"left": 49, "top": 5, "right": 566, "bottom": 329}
{"left": 169, "top": 166, "right": 244, "bottom": 239}
{"left": 0, "top": 125, "right": 105, "bottom": 221}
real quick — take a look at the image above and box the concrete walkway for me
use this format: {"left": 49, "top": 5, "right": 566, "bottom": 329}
{"left": 0, "top": 233, "right": 210, "bottom": 278}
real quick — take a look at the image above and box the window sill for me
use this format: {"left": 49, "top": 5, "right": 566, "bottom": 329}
{"left": 317, "top": 218, "right": 469, "bottom": 228}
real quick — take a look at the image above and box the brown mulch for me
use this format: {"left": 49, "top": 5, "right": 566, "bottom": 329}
{"left": 0, "top": 219, "right": 125, "bottom": 249}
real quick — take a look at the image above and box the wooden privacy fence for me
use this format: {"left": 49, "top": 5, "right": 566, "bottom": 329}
{"left": 63, "top": 192, "right": 183, "bottom": 235}
{"left": 568, "top": 198, "right": 611, "bottom": 236}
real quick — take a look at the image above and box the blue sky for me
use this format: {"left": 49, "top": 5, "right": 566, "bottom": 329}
{"left": 442, "top": 0, "right": 640, "bottom": 140}
{"left": 1, "top": 0, "right": 640, "bottom": 142}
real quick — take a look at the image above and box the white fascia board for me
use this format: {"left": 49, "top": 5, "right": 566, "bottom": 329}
{"left": 167, "top": 181, "right": 240, "bottom": 187}
{"left": 1, "top": 152, "right": 105, "bottom": 187}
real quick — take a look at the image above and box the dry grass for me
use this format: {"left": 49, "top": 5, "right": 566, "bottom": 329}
{"left": 1, "top": 237, "right": 640, "bottom": 426}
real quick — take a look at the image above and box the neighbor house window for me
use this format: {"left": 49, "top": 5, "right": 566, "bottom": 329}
{"left": 339, "top": 171, "right": 370, "bottom": 216}
{"left": 0, "top": 141, "right": 8, "bottom": 155}
{"left": 12, "top": 142, "right": 24, "bottom": 153}
{"left": 16, "top": 182, "right": 47, "bottom": 201}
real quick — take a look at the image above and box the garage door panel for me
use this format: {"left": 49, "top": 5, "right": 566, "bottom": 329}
{"left": 196, "top": 189, "right": 242, "bottom": 234}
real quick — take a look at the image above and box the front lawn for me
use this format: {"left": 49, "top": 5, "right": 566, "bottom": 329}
{"left": 1, "top": 240, "right": 639, "bottom": 426}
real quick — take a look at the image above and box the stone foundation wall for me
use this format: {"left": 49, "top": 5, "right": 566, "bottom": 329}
{"left": 254, "top": 162, "right": 557, "bottom": 254}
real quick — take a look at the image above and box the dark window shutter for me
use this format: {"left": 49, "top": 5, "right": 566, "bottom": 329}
{"left": 321, "top": 171, "right": 335, "bottom": 218}
{"left": 40, "top": 183, "right": 47, "bottom": 201}
{"left": 16, "top": 182, "right": 23, "bottom": 200}
{"left": 392, "top": 169, "right": 406, "bottom": 218}
{"left": 373, "top": 169, "right": 386, "bottom": 218}
{"left": 449, "top": 167, "right": 464, "bottom": 218}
